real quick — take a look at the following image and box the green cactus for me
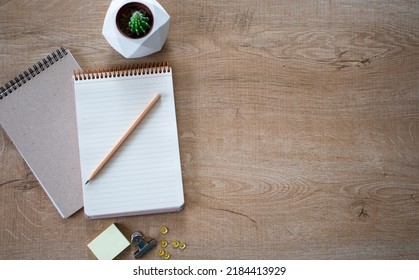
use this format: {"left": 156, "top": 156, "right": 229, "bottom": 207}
{"left": 129, "top": 11, "right": 151, "bottom": 36}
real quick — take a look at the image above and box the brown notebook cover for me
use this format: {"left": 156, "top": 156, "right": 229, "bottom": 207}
{"left": 0, "top": 48, "right": 83, "bottom": 218}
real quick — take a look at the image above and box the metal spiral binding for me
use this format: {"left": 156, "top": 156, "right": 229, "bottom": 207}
{"left": 0, "top": 47, "right": 68, "bottom": 100}
{"left": 73, "top": 62, "right": 170, "bottom": 81}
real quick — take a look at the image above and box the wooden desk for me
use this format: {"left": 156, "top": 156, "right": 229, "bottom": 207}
{"left": 0, "top": 0, "right": 418, "bottom": 259}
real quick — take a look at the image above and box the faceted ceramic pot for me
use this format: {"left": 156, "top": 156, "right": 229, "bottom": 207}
{"left": 102, "top": 0, "right": 170, "bottom": 58}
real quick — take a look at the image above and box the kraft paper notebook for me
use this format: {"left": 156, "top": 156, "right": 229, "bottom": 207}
{"left": 0, "top": 48, "right": 83, "bottom": 218}
{"left": 73, "top": 63, "right": 184, "bottom": 219}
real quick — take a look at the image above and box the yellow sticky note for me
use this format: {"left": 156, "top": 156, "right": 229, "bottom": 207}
{"left": 87, "top": 224, "right": 130, "bottom": 260}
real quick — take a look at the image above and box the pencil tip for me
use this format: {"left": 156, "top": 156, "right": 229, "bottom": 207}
{"left": 85, "top": 180, "right": 90, "bottom": 185}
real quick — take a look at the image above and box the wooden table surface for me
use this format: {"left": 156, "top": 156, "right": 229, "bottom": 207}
{"left": 0, "top": 0, "right": 418, "bottom": 260}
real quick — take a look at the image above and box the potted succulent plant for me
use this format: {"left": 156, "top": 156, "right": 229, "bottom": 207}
{"left": 117, "top": 2, "right": 153, "bottom": 39}
{"left": 103, "top": 0, "right": 170, "bottom": 58}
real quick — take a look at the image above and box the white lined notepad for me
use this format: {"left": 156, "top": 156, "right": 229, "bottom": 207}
{"left": 73, "top": 64, "right": 184, "bottom": 218}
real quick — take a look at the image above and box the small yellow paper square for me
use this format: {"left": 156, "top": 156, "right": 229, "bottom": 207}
{"left": 87, "top": 224, "right": 130, "bottom": 260}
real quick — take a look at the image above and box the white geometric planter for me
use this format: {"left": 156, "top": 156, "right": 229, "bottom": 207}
{"left": 102, "top": 0, "right": 170, "bottom": 58}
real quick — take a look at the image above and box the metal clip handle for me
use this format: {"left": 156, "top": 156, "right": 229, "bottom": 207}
{"left": 131, "top": 231, "right": 157, "bottom": 258}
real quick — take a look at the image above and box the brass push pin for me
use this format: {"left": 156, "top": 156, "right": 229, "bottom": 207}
{"left": 163, "top": 251, "right": 171, "bottom": 260}
{"left": 179, "top": 241, "right": 187, "bottom": 250}
{"left": 157, "top": 248, "right": 165, "bottom": 256}
{"left": 160, "top": 239, "right": 168, "bottom": 248}
{"left": 160, "top": 226, "right": 169, "bottom": 235}
{"left": 172, "top": 240, "right": 180, "bottom": 248}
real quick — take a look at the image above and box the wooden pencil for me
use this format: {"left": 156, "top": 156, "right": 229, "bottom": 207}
{"left": 85, "top": 93, "right": 161, "bottom": 185}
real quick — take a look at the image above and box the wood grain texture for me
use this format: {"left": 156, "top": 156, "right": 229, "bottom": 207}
{"left": 0, "top": 0, "right": 418, "bottom": 259}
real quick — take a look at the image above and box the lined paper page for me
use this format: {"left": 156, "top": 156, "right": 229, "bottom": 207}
{"left": 74, "top": 70, "right": 184, "bottom": 218}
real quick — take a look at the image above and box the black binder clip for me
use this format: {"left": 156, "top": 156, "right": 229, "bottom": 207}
{"left": 131, "top": 231, "right": 157, "bottom": 259}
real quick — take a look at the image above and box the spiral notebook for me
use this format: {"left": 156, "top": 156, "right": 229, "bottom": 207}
{"left": 73, "top": 63, "right": 184, "bottom": 219}
{"left": 0, "top": 48, "right": 83, "bottom": 218}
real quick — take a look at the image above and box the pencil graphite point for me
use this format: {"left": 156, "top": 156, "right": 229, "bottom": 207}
{"left": 85, "top": 180, "right": 90, "bottom": 185}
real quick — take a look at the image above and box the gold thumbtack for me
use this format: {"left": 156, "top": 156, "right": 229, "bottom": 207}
{"left": 160, "top": 240, "right": 168, "bottom": 248}
{"left": 163, "top": 251, "right": 171, "bottom": 260}
{"left": 160, "top": 226, "right": 169, "bottom": 235}
{"left": 172, "top": 240, "right": 180, "bottom": 248}
{"left": 179, "top": 241, "right": 187, "bottom": 250}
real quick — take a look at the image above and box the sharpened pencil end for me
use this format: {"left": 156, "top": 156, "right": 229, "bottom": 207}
{"left": 85, "top": 180, "right": 90, "bottom": 185}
